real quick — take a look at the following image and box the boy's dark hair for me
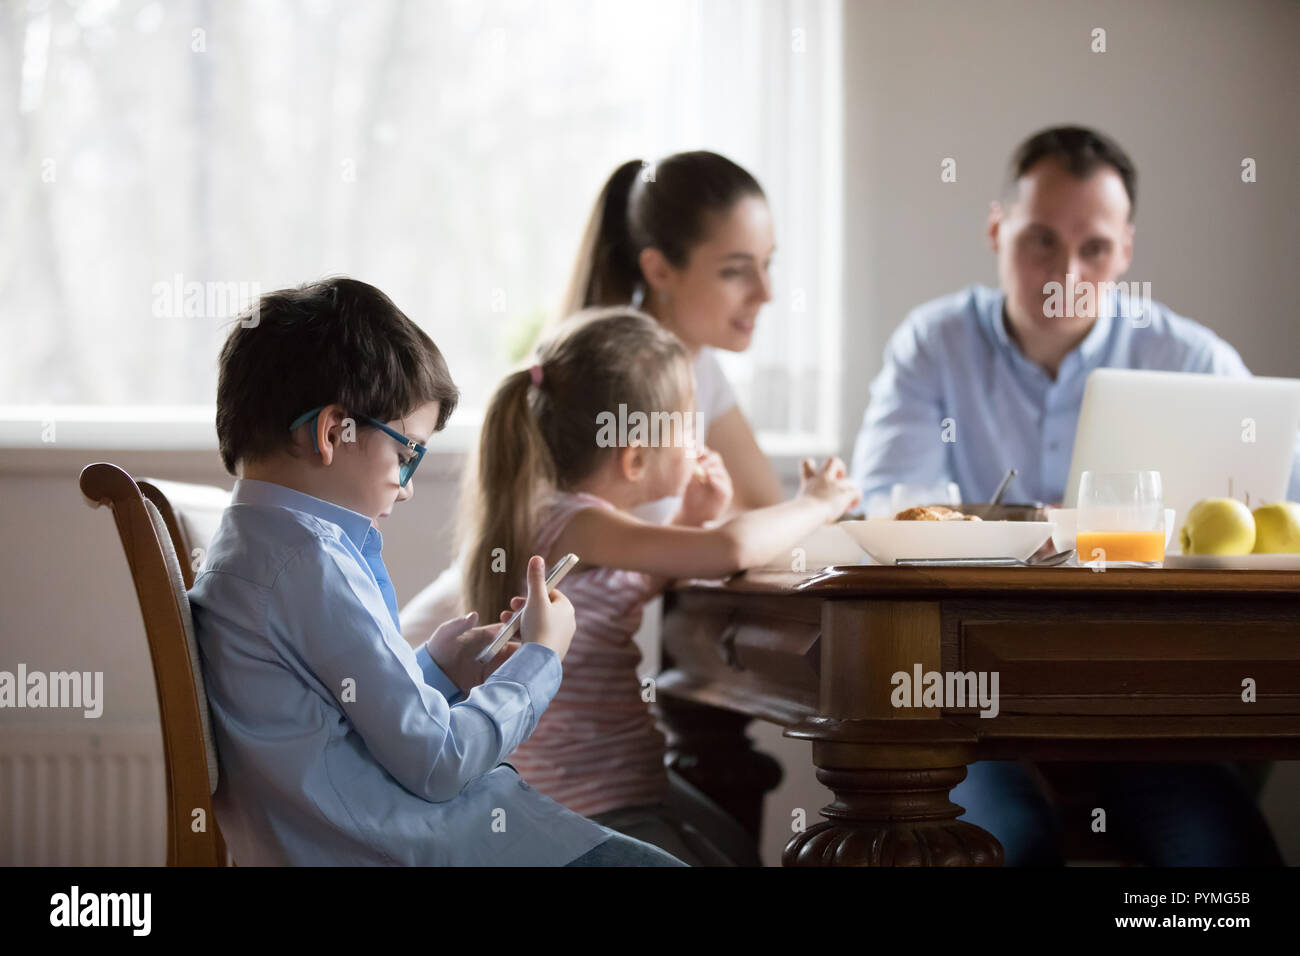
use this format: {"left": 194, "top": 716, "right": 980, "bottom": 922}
{"left": 1005, "top": 125, "right": 1138, "bottom": 220}
{"left": 216, "top": 277, "right": 459, "bottom": 474}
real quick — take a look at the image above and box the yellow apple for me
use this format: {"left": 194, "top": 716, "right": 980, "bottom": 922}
{"left": 1179, "top": 498, "right": 1256, "bottom": 555}
{"left": 1252, "top": 502, "right": 1300, "bottom": 554}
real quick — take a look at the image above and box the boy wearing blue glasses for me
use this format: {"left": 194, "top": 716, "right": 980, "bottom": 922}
{"left": 189, "top": 276, "right": 684, "bottom": 866}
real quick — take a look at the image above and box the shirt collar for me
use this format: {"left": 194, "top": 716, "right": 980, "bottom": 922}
{"left": 1059, "top": 287, "right": 1118, "bottom": 379}
{"left": 982, "top": 290, "right": 1045, "bottom": 385}
{"left": 232, "top": 478, "right": 378, "bottom": 552}
{"left": 1071, "top": 302, "right": 1115, "bottom": 371}
{"left": 983, "top": 286, "right": 1116, "bottom": 381}
{"left": 986, "top": 289, "right": 1016, "bottom": 351}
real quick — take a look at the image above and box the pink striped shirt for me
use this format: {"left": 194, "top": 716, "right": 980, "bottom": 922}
{"left": 508, "top": 491, "right": 668, "bottom": 817}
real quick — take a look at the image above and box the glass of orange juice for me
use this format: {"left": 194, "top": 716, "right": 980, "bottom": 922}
{"left": 1076, "top": 471, "right": 1165, "bottom": 568}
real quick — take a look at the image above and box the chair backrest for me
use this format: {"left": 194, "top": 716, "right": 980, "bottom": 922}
{"left": 137, "top": 477, "right": 232, "bottom": 589}
{"left": 79, "top": 462, "right": 231, "bottom": 866}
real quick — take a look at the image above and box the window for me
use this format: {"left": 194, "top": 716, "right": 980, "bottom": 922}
{"left": 1, "top": 0, "right": 842, "bottom": 451}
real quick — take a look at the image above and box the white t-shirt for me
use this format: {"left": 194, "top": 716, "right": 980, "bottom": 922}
{"left": 398, "top": 347, "right": 739, "bottom": 645}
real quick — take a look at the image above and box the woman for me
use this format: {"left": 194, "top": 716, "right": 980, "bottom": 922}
{"left": 558, "top": 150, "right": 786, "bottom": 520}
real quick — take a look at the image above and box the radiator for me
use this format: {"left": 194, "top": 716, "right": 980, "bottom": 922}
{"left": 0, "top": 726, "right": 167, "bottom": 866}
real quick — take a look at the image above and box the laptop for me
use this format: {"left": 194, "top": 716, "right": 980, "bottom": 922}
{"left": 1064, "top": 369, "right": 1300, "bottom": 550}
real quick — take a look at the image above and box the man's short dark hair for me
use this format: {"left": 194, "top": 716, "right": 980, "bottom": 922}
{"left": 216, "top": 277, "right": 459, "bottom": 474}
{"left": 1005, "top": 125, "right": 1138, "bottom": 220}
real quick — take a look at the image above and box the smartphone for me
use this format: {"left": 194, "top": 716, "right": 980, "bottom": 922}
{"left": 474, "top": 553, "right": 580, "bottom": 663}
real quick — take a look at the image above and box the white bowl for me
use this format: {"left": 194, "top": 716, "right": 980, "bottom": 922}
{"left": 1045, "top": 508, "right": 1177, "bottom": 553}
{"left": 837, "top": 519, "right": 1055, "bottom": 565}
{"left": 757, "top": 524, "right": 868, "bottom": 570}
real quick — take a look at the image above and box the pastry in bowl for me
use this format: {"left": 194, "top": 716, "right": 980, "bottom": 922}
{"left": 894, "top": 505, "right": 982, "bottom": 522}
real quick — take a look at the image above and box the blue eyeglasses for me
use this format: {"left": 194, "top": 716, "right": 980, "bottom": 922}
{"left": 289, "top": 406, "right": 427, "bottom": 487}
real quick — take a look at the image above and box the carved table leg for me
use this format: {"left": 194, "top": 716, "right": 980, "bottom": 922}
{"left": 782, "top": 732, "right": 1001, "bottom": 866}
{"left": 781, "top": 598, "right": 1004, "bottom": 866}
{"left": 656, "top": 694, "right": 783, "bottom": 841}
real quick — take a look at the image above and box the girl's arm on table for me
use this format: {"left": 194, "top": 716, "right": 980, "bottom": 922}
{"left": 552, "top": 458, "right": 859, "bottom": 583}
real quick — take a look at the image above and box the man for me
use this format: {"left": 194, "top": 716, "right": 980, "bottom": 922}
{"left": 851, "top": 125, "right": 1300, "bottom": 508}
{"left": 849, "top": 126, "right": 1286, "bottom": 866}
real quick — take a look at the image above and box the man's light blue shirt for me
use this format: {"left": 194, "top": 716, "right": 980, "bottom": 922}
{"left": 188, "top": 478, "right": 609, "bottom": 865}
{"left": 851, "top": 284, "right": 1300, "bottom": 507}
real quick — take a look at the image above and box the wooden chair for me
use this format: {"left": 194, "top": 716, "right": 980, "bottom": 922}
{"left": 79, "top": 462, "right": 232, "bottom": 866}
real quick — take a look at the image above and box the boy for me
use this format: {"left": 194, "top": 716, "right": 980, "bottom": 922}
{"left": 189, "top": 276, "right": 684, "bottom": 865}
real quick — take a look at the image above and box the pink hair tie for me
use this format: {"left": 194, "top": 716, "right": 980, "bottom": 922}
{"left": 528, "top": 364, "right": 544, "bottom": 387}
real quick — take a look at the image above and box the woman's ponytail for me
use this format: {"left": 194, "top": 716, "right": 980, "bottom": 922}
{"left": 555, "top": 151, "right": 765, "bottom": 335}
{"left": 559, "top": 159, "right": 646, "bottom": 316}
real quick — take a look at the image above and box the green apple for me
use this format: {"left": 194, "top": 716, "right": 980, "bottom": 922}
{"left": 1252, "top": 502, "right": 1300, "bottom": 554}
{"left": 1179, "top": 498, "right": 1256, "bottom": 555}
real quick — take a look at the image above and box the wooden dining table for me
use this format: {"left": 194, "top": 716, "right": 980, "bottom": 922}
{"left": 654, "top": 564, "right": 1300, "bottom": 866}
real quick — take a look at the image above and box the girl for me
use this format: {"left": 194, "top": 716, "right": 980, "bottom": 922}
{"left": 461, "top": 307, "right": 859, "bottom": 865}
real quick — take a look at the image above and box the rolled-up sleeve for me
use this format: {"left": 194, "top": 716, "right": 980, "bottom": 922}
{"left": 851, "top": 315, "right": 953, "bottom": 505}
{"left": 269, "top": 540, "right": 561, "bottom": 803}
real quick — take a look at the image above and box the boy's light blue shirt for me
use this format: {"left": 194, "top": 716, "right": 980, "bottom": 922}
{"left": 851, "top": 284, "right": 1300, "bottom": 506}
{"left": 188, "top": 478, "right": 609, "bottom": 866}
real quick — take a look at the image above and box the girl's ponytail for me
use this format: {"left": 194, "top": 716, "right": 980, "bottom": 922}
{"left": 559, "top": 159, "right": 646, "bottom": 316}
{"left": 460, "top": 368, "right": 555, "bottom": 622}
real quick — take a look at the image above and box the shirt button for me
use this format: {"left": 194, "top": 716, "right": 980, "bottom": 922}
{"left": 1048, "top": 441, "right": 1059, "bottom": 451}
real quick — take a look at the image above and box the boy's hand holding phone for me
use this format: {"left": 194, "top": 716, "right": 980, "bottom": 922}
{"left": 798, "top": 456, "right": 861, "bottom": 521}
{"left": 518, "top": 554, "right": 576, "bottom": 661}
{"left": 427, "top": 554, "right": 577, "bottom": 693}
{"left": 678, "top": 446, "right": 733, "bottom": 526}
